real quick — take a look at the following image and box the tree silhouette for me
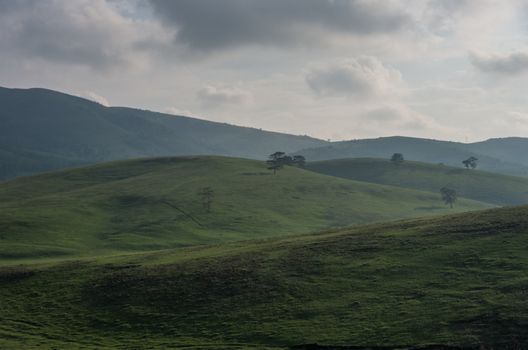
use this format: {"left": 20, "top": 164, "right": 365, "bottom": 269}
{"left": 199, "top": 187, "right": 214, "bottom": 213}
{"left": 440, "top": 187, "right": 457, "bottom": 208}
{"left": 266, "top": 152, "right": 305, "bottom": 174}
{"left": 391, "top": 153, "right": 404, "bottom": 165}
{"left": 462, "top": 156, "right": 478, "bottom": 169}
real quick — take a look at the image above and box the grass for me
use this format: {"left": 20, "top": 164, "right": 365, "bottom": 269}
{"left": 0, "top": 156, "right": 490, "bottom": 262}
{"left": 306, "top": 158, "right": 528, "bottom": 206}
{"left": 2, "top": 205, "right": 528, "bottom": 348}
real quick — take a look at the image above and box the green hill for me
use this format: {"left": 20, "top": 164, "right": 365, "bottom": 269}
{"left": 305, "top": 158, "right": 528, "bottom": 206}
{"left": 0, "top": 156, "right": 490, "bottom": 261}
{"left": 0, "top": 86, "right": 327, "bottom": 180}
{"left": 296, "top": 136, "right": 528, "bottom": 177}
{"left": 2, "top": 205, "right": 528, "bottom": 348}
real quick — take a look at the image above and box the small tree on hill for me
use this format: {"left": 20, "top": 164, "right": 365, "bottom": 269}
{"left": 440, "top": 187, "right": 457, "bottom": 208}
{"left": 267, "top": 151, "right": 285, "bottom": 174}
{"left": 462, "top": 156, "right": 478, "bottom": 169}
{"left": 199, "top": 187, "right": 214, "bottom": 213}
{"left": 391, "top": 153, "right": 404, "bottom": 165}
{"left": 266, "top": 152, "right": 305, "bottom": 174}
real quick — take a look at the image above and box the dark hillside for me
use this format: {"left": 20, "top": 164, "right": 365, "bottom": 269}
{"left": 0, "top": 87, "right": 327, "bottom": 179}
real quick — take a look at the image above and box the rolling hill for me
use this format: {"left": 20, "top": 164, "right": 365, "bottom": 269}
{"left": 305, "top": 158, "right": 528, "bottom": 206}
{"left": 2, "top": 205, "right": 528, "bottom": 348}
{"left": 0, "top": 86, "right": 327, "bottom": 180}
{"left": 0, "top": 156, "right": 491, "bottom": 261}
{"left": 296, "top": 136, "right": 528, "bottom": 177}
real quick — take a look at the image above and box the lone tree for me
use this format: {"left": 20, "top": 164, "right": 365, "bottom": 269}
{"left": 440, "top": 187, "right": 457, "bottom": 208}
{"left": 267, "top": 152, "right": 285, "bottom": 174}
{"left": 266, "top": 152, "right": 306, "bottom": 174}
{"left": 199, "top": 187, "right": 214, "bottom": 213}
{"left": 462, "top": 156, "right": 478, "bottom": 169}
{"left": 391, "top": 153, "right": 404, "bottom": 165}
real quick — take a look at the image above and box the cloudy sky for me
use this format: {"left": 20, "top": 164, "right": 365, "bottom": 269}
{"left": 2, "top": 0, "right": 528, "bottom": 142}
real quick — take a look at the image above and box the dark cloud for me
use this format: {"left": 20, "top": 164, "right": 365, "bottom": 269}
{"left": 469, "top": 51, "right": 528, "bottom": 75}
{"left": 148, "top": 0, "right": 412, "bottom": 51}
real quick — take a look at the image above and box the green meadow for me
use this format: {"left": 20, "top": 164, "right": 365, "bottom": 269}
{"left": 2, "top": 205, "right": 528, "bottom": 349}
{"left": 0, "top": 156, "right": 490, "bottom": 262}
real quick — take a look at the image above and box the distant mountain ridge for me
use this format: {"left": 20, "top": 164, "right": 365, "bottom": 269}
{"left": 2, "top": 86, "right": 528, "bottom": 180}
{"left": 465, "top": 137, "right": 528, "bottom": 165}
{"left": 297, "top": 136, "right": 528, "bottom": 177}
{"left": 0, "top": 87, "right": 327, "bottom": 179}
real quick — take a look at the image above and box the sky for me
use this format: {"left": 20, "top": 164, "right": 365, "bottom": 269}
{"left": 1, "top": 0, "right": 528, "bottom": 142}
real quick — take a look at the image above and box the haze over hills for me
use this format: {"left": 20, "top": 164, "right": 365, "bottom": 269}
{"left": 0, "top": 86, "right": 327, "bottom": 179}
{"left": 464, "top": 137, "right": 528, "bottom": 166}
{"left": 4, "top": 86, "right": 528, "bottom": 181}
{"left": 297, "top": 136, "right": 528, "bottom": 177}
{"left": 3, "top": 205, "right": 528, "bottom": 349}
{"left": 306, "top": 158, "right": 528, "bottom": 206}
{"left": 0, "top": 156, "right": 491, "bottom": 261}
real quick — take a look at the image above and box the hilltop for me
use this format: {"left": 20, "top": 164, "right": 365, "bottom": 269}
{"left": 0, "top": 86, "right": 327, "bottom": 179}
{"left": 2, "top": 205, "right": 528, "bottom": 348}
{"left": 305, "top": 158, "right": 528, "bottom": 206}
{"left": 0, "top": 156, "right": 490, "bottom": 261}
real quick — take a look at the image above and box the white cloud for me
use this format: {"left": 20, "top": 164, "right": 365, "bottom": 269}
{"left": 305, "top": 56, "right": 403, "bottom": 99}
{"left": 508, "top": 111, "right": 528, "bottom": 126}
{"left": 197, "top": 85, "right": 253, "bottom": 107}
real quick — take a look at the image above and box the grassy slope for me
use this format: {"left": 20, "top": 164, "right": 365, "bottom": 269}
{"left": 0, "top": 156, "right": 490, "bottom": 261}
{"left": 2, "top": 206, "right": 528, "bottom": 348}
{"left": 306, "top": 158, "right": 528, "bottom": 206}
